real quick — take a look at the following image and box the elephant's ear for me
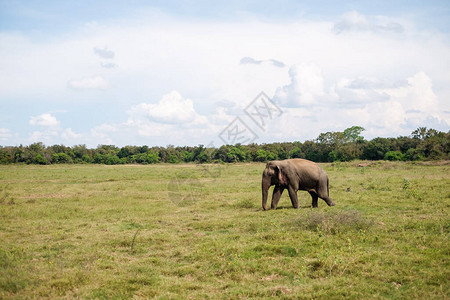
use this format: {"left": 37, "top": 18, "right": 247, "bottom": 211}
{"left": 277, "top": 165, "right": 288, "bottom": 185}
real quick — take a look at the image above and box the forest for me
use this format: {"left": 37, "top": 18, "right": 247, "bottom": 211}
{"left": 0, "top": 126, "right": 448, "bottom": 165}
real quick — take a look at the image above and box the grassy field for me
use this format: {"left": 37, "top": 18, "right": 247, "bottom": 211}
{"left": 0, "top": 161, "right": 449, "bottom": 299}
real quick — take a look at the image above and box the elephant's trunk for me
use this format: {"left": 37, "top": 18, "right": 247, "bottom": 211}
{"left": 262, "top": 176, "right": 271, "bottom": 210}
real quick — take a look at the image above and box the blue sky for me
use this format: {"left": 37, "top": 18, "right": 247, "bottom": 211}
{"left": 1, "top": 0, "right": 449, "bottom": 147}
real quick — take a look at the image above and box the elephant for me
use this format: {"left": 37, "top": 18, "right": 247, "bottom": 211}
{"left": 262, "top": 158, "right": 336, "bottom": 210}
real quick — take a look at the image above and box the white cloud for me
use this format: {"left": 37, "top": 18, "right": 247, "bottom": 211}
{"left": 28, "top": 113, "right": 61, "bottom": 144}
{"left": 27, "top": 114, "right": 88, "bottom": 146}
{"left": 130, "top": 91, "right": 198, "bottom": 124}
{"left": 90, "top": 123, "right": 117, "bottom": 145}
{"left": 61, "top": 128, "right": 82, "bottom": 140}
{"left": 100, "top": 62, "right": 117, "bottom": 68}
{"left": 380, "top": 72, "right": 439, "bottom": 116}
{"left": 330, "top": 76, "right": 389, "bottom": 108}
{"left": 122, "top": 91, "right": 224, "bottom": 145}
{"left": 274, "top": 63, "right": 325, "bottom": 107}
{"left": 93, "top": 47, "right": 115, "bottom": 59}
{"left": 29, "top": 113, "right": 60, "bottom": 127}
{"left": 0, "top": 128, "right": 12, "bottom": 141}
{"left": 29, "top": 130, "right": 59, "bottom": 144}
{"left": 67, "top": 76, "right": 110, "bottom": 90}
{"left": 269, "top": 65, "right": 449, "bottom": 141}
{"left": 240, "top": 57, "right": 285, "bottom": 68}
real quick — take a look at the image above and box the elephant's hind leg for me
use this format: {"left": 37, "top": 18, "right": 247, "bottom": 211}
{"left": 322, "top": 196, "right": 336, "bottom": 206}
{"left": 317, "top": 190, "right": 336, "bottom": 206}
{"left": 309, "top": 191, "right": 318, "bottom": 208}
{"left": 317, "top": 183, "right": 336, "bottom": 206}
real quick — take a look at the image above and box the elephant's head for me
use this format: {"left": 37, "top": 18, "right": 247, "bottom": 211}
{"left": 261, "top": 161, "right": 288, "bottom": 210}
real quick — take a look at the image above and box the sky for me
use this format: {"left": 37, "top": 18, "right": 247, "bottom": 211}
{"left": 0, "top": 0, "right": 449, "bottom": 148}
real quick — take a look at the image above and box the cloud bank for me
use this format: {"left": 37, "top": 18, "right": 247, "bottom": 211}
{"left": 0, "top": 9, "right": 449, "bottom": 147}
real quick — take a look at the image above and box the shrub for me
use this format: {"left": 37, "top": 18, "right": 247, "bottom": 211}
{"left": 105, "top": 154, "right": 122, "bottom": 165}
{"left": 404, "top": 148, "right": 424, "bottom": 161}
{"left": 32, "top": 154, "right": 48, "bottom": 165}
{"left": 384, "top": 151, "right": 404, "bottom": 161}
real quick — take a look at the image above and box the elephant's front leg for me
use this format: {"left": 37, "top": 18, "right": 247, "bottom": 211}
{"left": 287, "top": 186, "right": 299, "bottom": 209}
{"left": 270, "top": 185, "right": 284, "bottom": 209}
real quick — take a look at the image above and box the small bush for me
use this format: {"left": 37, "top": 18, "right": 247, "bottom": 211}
{"left": 32, "top": 154, "right": 48, "bottom": 165}
{"left": 384, "top": 151, "right": 404, "bottom": 161}
{"left": 402, "top": 179, "right": 410, "bottom": 190}
{"left": 404, "top": 148, "right": 424, "bottom": 161}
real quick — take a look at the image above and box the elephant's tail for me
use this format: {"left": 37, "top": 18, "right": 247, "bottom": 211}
{"left": 327, "top": 176, "right": 330, "bottom": 197}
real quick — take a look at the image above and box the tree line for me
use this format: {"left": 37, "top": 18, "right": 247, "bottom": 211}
{"left": 0, "top": 126, "right": 448, "bottom": 165}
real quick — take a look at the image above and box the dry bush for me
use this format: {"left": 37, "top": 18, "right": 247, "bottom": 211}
{"left": 298, "top": 210, "right": 373, "bottom": 234}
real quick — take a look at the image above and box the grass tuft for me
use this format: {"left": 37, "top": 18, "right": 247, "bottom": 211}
{"left": 234, "top": 198, "right": 255, "bottom": 208}
{"left": 297, "top": 210, "right": 373, "bottom": 234}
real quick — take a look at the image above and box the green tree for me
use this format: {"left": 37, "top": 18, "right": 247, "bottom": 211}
{"left": 72, "top": 145, "right": 91, "bottom": 163}
{"left": 93, "top": 153, "right": 106, "bottom": 164}
{"left": 20, "top": 143, "right": 49, "bottom": 164}
{"left": 82, "top": 154, "right": 93, "bottom": 163}
{"left": 290, "top": 146, "right": 305, "bottom": 159}
{"left": 343, "top": 126, "right": 365, "bottom": 143}
{"left": 254, "top": 149, "right": 276, "bottom": 162}
{"left": 317, "top": 131, "right": 345, "bottom": 146}
{"left": 214, "top": 145, "right": 231, "bottom": 162}
{"left": 51, "top": 153, "right": 73, "bottom": 164}
{"left": 303, "top": 141, "right": 325, "bottom": 162}
{"left": 117, "top": 146, "right": 131, "bottom": 159}
{"left": 182, "top": 149, "right": 195, "bottom": 162}
{"left": 362, "top": 138, "right": 393, "bottom": 160}
{"left": 227, "top": 145, "right": 249, "bottom": 162}
{"left": 192, "top": 145, "right": 210, "bottom": 163}
{"left": 0, "top": 147, "right": 14, "bottom": 164}
{"left": 131, "top": 151, "right": 160, "bottom": 164}
{"left": 411, "top": 127, "right": 438, "bottom": 140}
{"left": 316, "top": 131, "right": 345, "bottom": 161}
{"left": 167, "top": 155, "right": 179, "bottom": 164}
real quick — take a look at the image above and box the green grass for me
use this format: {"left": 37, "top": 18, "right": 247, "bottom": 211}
{"left": 0, "top": 161, "right": 449, "bottom": 299}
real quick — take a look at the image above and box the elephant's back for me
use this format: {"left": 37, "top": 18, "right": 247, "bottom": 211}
{"left": 289, "top": 158, "right": 323, "bottom": 170}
